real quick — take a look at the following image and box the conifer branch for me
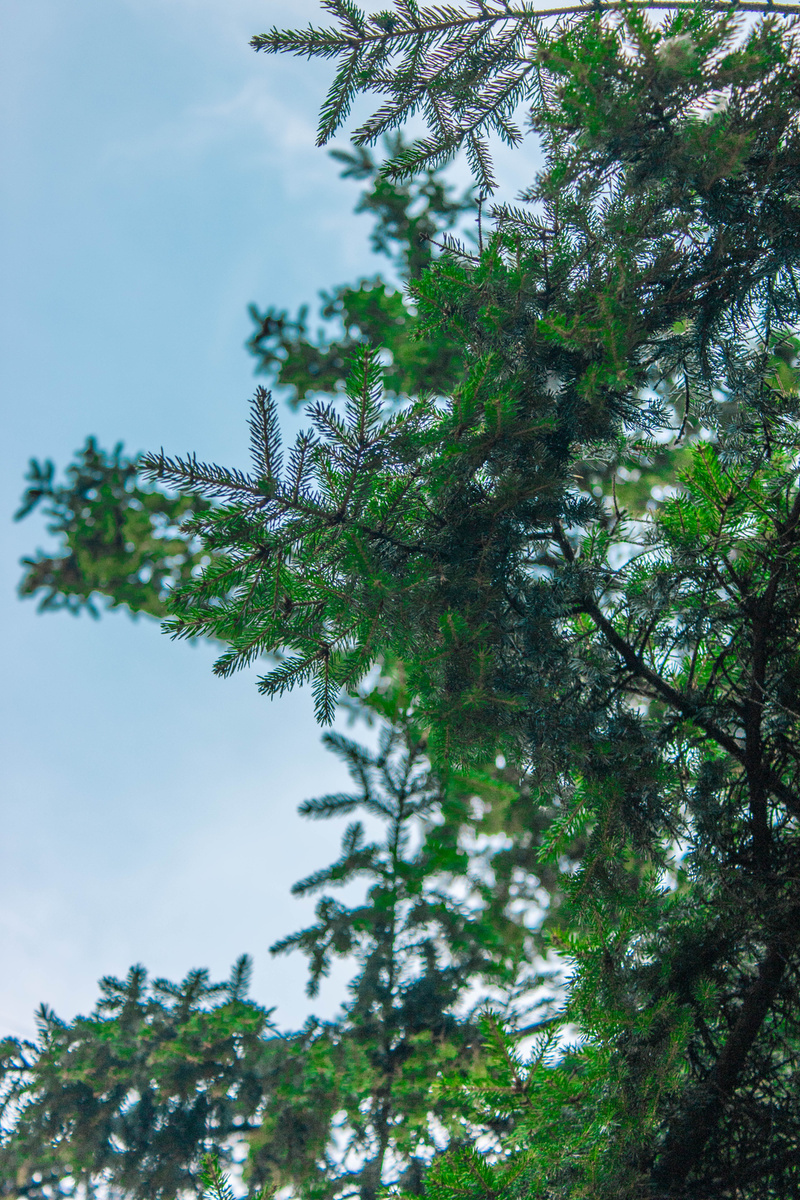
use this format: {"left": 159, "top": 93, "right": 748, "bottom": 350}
{"left": 554, "top": 519, "right": 800, "bottom": 823}
{"left": 653, "top": 941, "right": 789, "bottom": 1189}
{"left": 254, "top": 2, "right": 800, "bottom": 61}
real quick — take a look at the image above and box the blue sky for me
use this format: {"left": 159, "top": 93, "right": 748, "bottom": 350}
{"left": 0, "top": 0, "right": 538, "bottom": 1039}
{"left": 0, "top": 0, "right": 391, "bottom": 1037}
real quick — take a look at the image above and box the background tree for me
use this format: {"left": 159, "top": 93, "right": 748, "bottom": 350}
{"left": 0, "top": 678, "right": 564, "bottom": 1200}
{"left": 249, "top": 691, "right": 493, "bottom": 1200}
{"left": 249, "top": 671, "right": 580, "bottom": 1200}
{"left": 0, "top": 957, "right": 272, "bottom": 1200}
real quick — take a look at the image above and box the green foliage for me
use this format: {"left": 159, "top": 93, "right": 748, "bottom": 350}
{"left": 0, "top": 958, "right": 274, "bottom": 1199}
{"left": 143, "top": 7, "right": 800, "bottom": 749}
{"left": 16, "top": 146, "right": 474, "bottom": 619}
{"left": 200, "top": 1156, "right": 241, "bottom": 1200}
{"left": 252, "top": 1, "right": 541, "bottom": 191}
{"left": 14, "top": 3, "right": 800, "bottom": 1196}
{"left": 247, "top": 139, "right": 475, "bottom": 407}
{"left": 200, "top": 1153, "right": 272, "bottom": 1200}
{"left": 252, "top": 0, "right": 800, "bottom": 189}
{"left": 255, "top": 708, "right": 487, "bottom": 1196}
{"left": 247, "top": 676, "right": 558, "bottom": 1200}
{"left": 0, "top": 688, "right": 558, "bottom": 1199}
{"left": 15, "top": 440, "right": 211, "bottom": 618}
{"left": 138, "top": 6, "right": 800, "bottom": 1196}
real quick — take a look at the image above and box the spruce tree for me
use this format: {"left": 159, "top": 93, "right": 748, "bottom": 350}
{"left": 132, "top": 4, "right": 800, "bottom": 1196}
{"left": 0, "top": 958, "right": 272, "bottom": 1199}
{"left": 250, "top": 689, "right": 497, "bottom": 1200}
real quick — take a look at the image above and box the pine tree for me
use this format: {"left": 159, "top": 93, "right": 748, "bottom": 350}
{"left": 131, "top": 4, "right": 800, "bottom": 1196}
{"left": 0, "top": 957, "right": 273, "bottom": 1199}
{"left": 248, "top": 672, "right": 570, "bottom": 1200}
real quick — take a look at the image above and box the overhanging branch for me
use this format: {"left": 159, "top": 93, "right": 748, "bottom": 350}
{"left": 254, "top": 1, "right": 800, "bottom": 57}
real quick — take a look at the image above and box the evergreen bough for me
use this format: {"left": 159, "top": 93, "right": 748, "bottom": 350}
{"left": 146, "top": 5, "right": 800, "bottom": 1196}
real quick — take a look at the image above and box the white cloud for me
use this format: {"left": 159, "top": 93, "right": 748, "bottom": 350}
{"left": 103, "top": 75, "right": 319, "bottom": 170}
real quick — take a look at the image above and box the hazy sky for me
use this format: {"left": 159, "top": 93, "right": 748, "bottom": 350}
{"left": 0, "top": 0, "right": 537, "bottom": 1039}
